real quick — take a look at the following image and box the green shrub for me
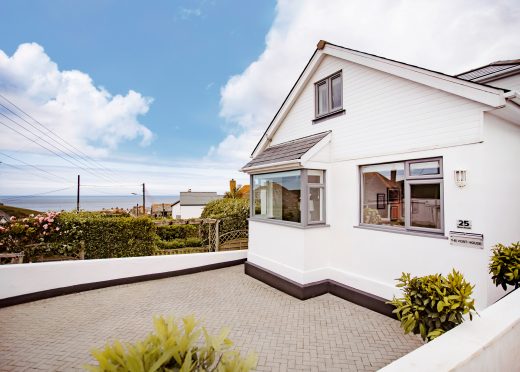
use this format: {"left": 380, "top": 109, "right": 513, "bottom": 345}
{"left": 201, "top": 199, "right": 249, "bottom": 244}
{"left": 85, "top": 315, "right": 257, "bottom": 372}
{"left": 388, "top": 270, "right": 476, "bottom": 342}
{"left": 185, "top": 237, "right": 202, "bottom": 247}
{"left": 489, "top": 242, "right": 520, "bottom": 290}
{"left": 156, "top": 239, "right": 186, "bottom": 249}
{"left": 57, "top": 212, "right": 156, "bottom": 259}
{"left": 156, "top": 224, "right": 198, "bottom": 240}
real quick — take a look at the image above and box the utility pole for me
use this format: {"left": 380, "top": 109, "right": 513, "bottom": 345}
{"left": 76, "top": 175, "right": 80, "bottom": 212}
{"left": 142, "top": 183, "right": 146, "bottom": 216}
{"left": 136, "top": 203, "right": 139, "bottom": 216}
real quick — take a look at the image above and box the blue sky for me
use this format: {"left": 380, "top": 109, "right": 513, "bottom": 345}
{"left": 0, "top": 0, "right": 274, "bottom": 159}
{"left": 1, "top": 0, "right": 519, "bottom": 198}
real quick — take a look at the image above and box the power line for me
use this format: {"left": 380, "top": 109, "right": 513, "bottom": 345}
{"left": 0, "top": 94, "right": 120, "bottom": 182}
{"left": 0, "top": 111, "right": 115, "bottom": 183}
{"left": 0, "top": 187, "right": 72, "bottom": 202}
{"left": 0, "top": 118, "right": 116, "bottom": 183}
{"left": 0, "top": 151, "right": 71, "bottom": 183}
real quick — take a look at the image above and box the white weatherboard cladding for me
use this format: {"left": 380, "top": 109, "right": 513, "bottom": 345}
{"left": 249, "top": 112, "right": 520, "bottom": 308}
{"left": 491, "top": 73, "right": 520, "bottom": 91}
{"left": 271, "top": 55, "right": 487, "bottom": 161}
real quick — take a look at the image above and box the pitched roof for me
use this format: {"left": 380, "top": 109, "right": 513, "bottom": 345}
{"left": 179, "top": 192, "right": 221, "bottom": 206}
{"left": 243, "top": 131, "right": 330, "bottom": 169}
{"left": 455, "top": 60, "right": 520, "bottom": 83}
{"left": 250, "top": 40, "right": 508, "bottom": 158}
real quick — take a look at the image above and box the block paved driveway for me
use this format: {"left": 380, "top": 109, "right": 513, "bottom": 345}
{"left": 0, "top": 265, "right": 422, "bottom": 371}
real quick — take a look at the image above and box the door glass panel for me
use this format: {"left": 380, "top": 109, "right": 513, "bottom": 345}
{"left": 361, "top": 162, "right": 405, "bottom": 227}
{"left": 331, "top": 76, "right": 342, "bottom": 110}
{"left": 309, "top": 187, "right": 323, "bottom": 222}
{"left": 409, "top": 160, "right": 440, "bottom": 177}
{"left": 410, "top": 183, "right": 441, "bottom": 229}
{"left": 317, "top": 82, "right": 328, "bottom": 115}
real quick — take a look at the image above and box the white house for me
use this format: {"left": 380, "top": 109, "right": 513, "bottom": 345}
{"left": 241, "top": 40, "right": 520, "bottom": 315}
{"left": 172, "top": 191, "right": 221, "bottom": 219}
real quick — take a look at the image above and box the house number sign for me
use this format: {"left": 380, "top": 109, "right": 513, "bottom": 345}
{"left": 456, "top": 219, "right": 472, "bottom": 229}
{"left": 449, "top": 231, "right": 483, "bottom": 249}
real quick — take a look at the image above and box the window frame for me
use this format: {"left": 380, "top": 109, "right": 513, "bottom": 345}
{"left": 250, "top": 169, "right": 327, "bottom": 227}
{"left": 314, "top": 71, "right": 343, "bottom": 119}
{"left": 359, "top": 157, "right": 444, "bottom": 235}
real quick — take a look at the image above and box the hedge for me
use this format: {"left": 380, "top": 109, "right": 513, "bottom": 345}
{"left": 156, "top": 224, "right": 198, "bottom": 240}
{"left": 156, "top": 237, "right": 203, "bottom": 250}
{"left": 57, "top": 212, "right": 156, "bottom": 259}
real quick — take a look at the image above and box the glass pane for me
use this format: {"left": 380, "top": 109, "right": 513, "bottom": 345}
{"left": 253, "top": 170, "right": 301, "bottom": 223}
{"left": 409, "top": 160, "right": 440, "bottom": 177}
{"left": 317, "top": 82, "right": 328, "bottom": 115}
{"left": 309, "top": 187, "right": 323, "bottom": 222}
{"left": 331, "top": 76, "right": 342, "bottom": 110}
{"left": 308, "top": 170, "right": 323, "bottom": 184}
{"left": 410, "top": 183, "right": 441, "bottom": 229}
{"left": 362, "top": 162, "right": 405, "bottom": 227}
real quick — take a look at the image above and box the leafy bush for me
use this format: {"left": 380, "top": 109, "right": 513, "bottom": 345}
{"left": 201, "top": 198, "right": 249, "bottom": 242}
{"left": 185, "top": 237, "right": 202, "bottom": 247}
{"left": 85, "top": 315, "right": 257, "bottom": 372}
{"left": 388, "top": 270, "right": 476, "bottom": 342}
{"left": 57, "top": 212, "right": 156, "bottom": 259}
{"left": 156, "top": 247, "right": 209, "bottom": 255}
{"left": 0, "top": 212, "right": 61, "bottom": 254}
{"left": 156, "top": 239, "right": 186, "bottom": 249}
{"left": 489, "top": 242, "right": 520, "bottom": 290}
{"left": 156, "top": 224, "right": 198, "bottom": 240}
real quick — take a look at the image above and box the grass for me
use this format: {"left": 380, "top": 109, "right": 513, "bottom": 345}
{"left": 0, "top": 205, "right": 41, "bottom": 218}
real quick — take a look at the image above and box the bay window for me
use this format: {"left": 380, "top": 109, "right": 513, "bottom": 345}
{"left": 252, "top": 169, "right": 326, "bottom": 226}
{"left": 360, "top": 157, "right": 443, "bottom": 233}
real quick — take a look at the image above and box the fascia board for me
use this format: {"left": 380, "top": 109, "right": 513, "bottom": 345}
{"left": 324, "top": 45, "right": 506, "bottom": 108}
{"left": 251, "top": 52, "right": 326, "bottom": 158}
{"left": 240, "top": 160, "right": 302, "bottom": 174}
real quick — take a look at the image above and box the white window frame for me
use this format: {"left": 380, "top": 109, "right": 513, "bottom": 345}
{"left": 315, "top": 71, "right": 343, "bottom": 119}
{"left": 359, "top": 157, "right": 444, "bottom": 235}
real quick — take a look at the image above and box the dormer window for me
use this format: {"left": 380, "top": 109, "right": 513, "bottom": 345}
{"left": 315, "top": 71, "right": 342, "bottom": 118}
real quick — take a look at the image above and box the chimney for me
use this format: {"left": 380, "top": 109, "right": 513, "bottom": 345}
{"left": 230, "top": 179, "right": 236, "bottom": 192}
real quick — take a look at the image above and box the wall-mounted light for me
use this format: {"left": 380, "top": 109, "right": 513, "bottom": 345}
{"left": 454, "top": 170, "right": 467, "bottom": 188}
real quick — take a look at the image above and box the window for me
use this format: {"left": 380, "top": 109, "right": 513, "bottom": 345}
{"left": 315, "top": 71, "right": 342, "bottom": 118}
{"left": 252, "top": 169, "right": 326, "bottom": 226}
{"left": 360, "top": 157, "right": 443, "bottom": 233}
{"left": 253, "top": 170, "right": 302, "bottom": 223}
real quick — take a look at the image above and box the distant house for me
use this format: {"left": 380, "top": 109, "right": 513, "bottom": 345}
{"left": 151, "top": 203, "right": 173, "bottom": 218}
{"left": 172, "top": 191, "right": 222, "bottom": 219}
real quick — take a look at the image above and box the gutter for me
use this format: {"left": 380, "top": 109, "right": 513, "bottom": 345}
{"left": 240, "top": 160, "right": 302, "bottom": 174}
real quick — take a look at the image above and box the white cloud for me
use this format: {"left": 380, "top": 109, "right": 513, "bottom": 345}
{"left": 0, "top": 43, "right": 153, "bottom": 157}
{"left": 215, "top": 0, "right": 520, "bottom": 163}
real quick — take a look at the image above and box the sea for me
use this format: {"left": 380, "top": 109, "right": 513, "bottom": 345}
{"left": 0, "top": 195, "right": 180, "bottom": 212}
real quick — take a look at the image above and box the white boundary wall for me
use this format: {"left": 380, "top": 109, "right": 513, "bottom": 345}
{"left": 381, "top": 289, "right": 520, "bottom": 372}
{"left": 0, "top": 250, "right": 247, "bottom": 299}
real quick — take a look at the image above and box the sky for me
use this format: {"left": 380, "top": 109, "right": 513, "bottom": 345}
{"left": 0, "top": 0, "right": 519, "bottom": 199}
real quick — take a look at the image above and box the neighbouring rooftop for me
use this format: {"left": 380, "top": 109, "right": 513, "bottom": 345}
{"left": 0, "top": 265, "right": 422, "bottom": 371}
{"left": 179, "top": 191, "right": 221, "bottom": 206}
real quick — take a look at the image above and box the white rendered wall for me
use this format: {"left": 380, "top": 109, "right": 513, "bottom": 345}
{"left": 0, "top": 250, "right": 247, "bottom": 299}
{"left": 180, "top": 205, "right": 204, "bottom": 219}
{"left": 381, "top": 289, "right": 520, "bottom": 372}
{"left": 172, "top": 204, "right": 181, "bottom": 218}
